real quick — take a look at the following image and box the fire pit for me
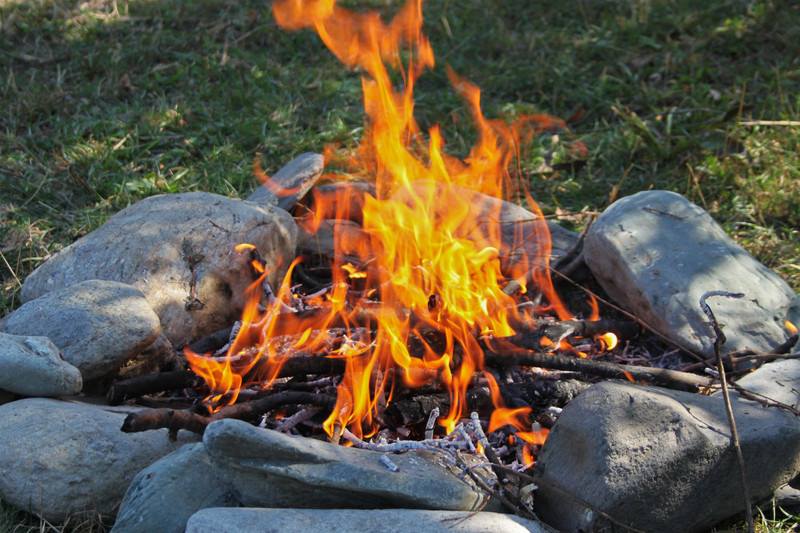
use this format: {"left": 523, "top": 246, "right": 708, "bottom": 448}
{"left": 0, "top": 0, "right": 798, "bottom": 532}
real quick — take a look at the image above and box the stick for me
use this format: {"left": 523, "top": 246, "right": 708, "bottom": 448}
{"left": 699, "top": 291, "right": 753, "bottom": 533}
{"left": 121, "top": 391, "right": 336, "bottom": 435}
{"left": 107, "top": 370, "right": 202, "bottom": 405}
{"left": 340, "top": 429, "right": 467, "bottom": 452}
{"left": 485, "top": 348, "right": 710, "bottom": 392}
{"left": 109, "top": 355, "right": 346, "bottom": 403}
{"left": 425, "top": 407, "right": 440, "bottom": 440}
{"left": 681, "top": 334, "right": 799, "bottom": 373}
{"left": 275, "top": 406, "right": 322, "bottom": 433}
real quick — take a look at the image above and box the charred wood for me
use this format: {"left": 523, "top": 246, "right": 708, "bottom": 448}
{"left": 121, "top": 391, "right": 337, "bottom": 436}
{"left": 486, "top": 349, "right": 711, "bottom": 392}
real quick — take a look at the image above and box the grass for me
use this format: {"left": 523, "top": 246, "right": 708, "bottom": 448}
{"left": 0, "top": 0, "right": 798, "bottom": 530}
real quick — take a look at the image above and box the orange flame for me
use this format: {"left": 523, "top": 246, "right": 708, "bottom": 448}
{"left": 187, "top": 0, "right": 573, "bottom": 439}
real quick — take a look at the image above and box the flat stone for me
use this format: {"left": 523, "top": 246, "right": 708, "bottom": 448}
{"left": 4, "top": 280, "right": 160, "bottom": 380}
{"left": 584, "top": 191, "right": 796, "bottom": 358}
{"left": 113, "top": 420, "right": 493, "bottom": 532}
{"left": 203, "top": 419, "right": 489, "bottom": 511}
{"left": 112, "top": 443, "right": 235, "bottom": 533}
{"left": 0, "top": 398, "right": 193, "bottom": 522}
{"left": 21, "top": 192, "right": 297, "bottom": 346}
{"left": 533, "top": 381, "right": 800, "bottom": 532}
{"left": 247, "top": 152, "right": 325, "bottom": 210}
{"left": 735, "top": 358, "right": 800, "bottom": 408}
{"left": 0, "top": 333, "right": 82, "bottom": 396}
{"left": 186, "top": 508, "right": 551, "bottom": 533}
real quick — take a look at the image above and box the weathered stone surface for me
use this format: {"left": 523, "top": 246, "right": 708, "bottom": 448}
{"left": 186, "top": 508, "right": 551, "bottom": 533}
{"left": 204, "top": 419, "right": 489, "bottom": 511}
{"left": 0, "top": 398, "right": 193, "bottom": 521}
{"left": 114, "top": 420, "right": 493, "bottom": 532}
{"left": 735, "top": 358, "right": 800, "bottom": 408}
{"left": 21, "top": 193, "right": 297, "bottom": 346}
{"left": 112, "top": 443, "right": 235, "bottom": 533}
{"left": 248, "top": 152, "right": 325, "bottom": 210}
{"left": 0, "top": 333, "right": 82, "bottom": 396}
{"left": 534, "top": 381, "right": 800, "bottom": 532}
{"left": 4, "top": 280, "right": 160, "bottom": 380}
{"left": 584, "top": 191, "right": 796, "bottom": 358}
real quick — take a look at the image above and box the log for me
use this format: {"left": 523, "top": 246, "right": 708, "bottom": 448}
{"left": 486, "top": 349, "right": 711, "bottom": 392}
{"left": 107, "top": 370, "right": 202, "bottom": 405}
{"left": 121, "top": 391, "right": 337, "bottom": 435}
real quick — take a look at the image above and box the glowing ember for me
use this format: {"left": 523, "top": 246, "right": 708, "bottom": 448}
{"left": 185, "top": 0, "right": 611, "bottom": 456}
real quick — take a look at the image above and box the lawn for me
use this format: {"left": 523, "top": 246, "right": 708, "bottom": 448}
{"left": 0, "top": 0, "right": 799, "bottom": 529}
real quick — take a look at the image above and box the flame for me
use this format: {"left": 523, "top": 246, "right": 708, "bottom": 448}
{"left": 786, "top": 320, "right": 798, "bottom": 336}
{"left": 187, "top": 0, "right": 574, "bottom": 440}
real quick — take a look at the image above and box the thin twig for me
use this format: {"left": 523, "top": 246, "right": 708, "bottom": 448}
{"left": 699, "top": 290, "right": 754, "bottom": 533}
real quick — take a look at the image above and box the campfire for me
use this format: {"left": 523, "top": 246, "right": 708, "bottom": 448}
{"left": 116, "top": 0, "right": 638, "bottom": 464}
{"left": 2, "top": 1, "right": 798, "bottom": 531}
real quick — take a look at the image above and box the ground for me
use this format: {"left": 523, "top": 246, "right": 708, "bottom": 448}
{"left": 0, "top": 0, "right": 798, "bottom": 530}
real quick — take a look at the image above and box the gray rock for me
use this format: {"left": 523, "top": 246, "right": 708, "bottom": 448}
{"left": 735, "top": 358, "right": 800, "bottom": 408}
{"left": 186, "top": 508, "right": 551, "bottom": 533}
{"left": 247, "top": 153, "right": 324, "bottom": 210}
{"left": 0, "top": 333, "right": 82, "bottom": 396}
{"left": 113, "top": 420, "right": 493, "bottom": 532}
{"left": 584, "top": 191, "right": 796, "bottom": 358}
{"left": 533, "top": 381, "right": 800, "bottom": 532}
{"left": 21, "top": 192, "right": 297, "bottom": 346}
{"left": 203, "top": 419, "right": 489, "bottom": 511}
{"left": 4, "top": 280, "right": 160, "bottom": 380}
{"left": 0, "top": 398, "right": 193, "bottom": 522}
{"left": 112, "top": 443, "right": 235, "bottom": 533}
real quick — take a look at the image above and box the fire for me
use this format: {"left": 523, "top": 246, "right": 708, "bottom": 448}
{"left": 185, "top": 0, "right": 598, "bottom": 444}
{"left": 786, "top": 320, "right": 798, "bottom": 336}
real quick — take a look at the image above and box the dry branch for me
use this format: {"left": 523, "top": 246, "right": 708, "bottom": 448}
{"left": 486, "top": 349, "right": 711, "bottom": 392}
{"left": 121, "top": 391, "right": 337, "bottom": 436}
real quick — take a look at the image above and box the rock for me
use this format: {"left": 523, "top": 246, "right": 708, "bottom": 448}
{"left": 0, "top": 398, "right": 193, "bottom": 522}
{"left": 533, "top": 381, "right": 800, "bottom": 532}
{"left": 0, "top": 333, "right": 82, "bottom": 396}
{"left": 21, "top": 192, "right": 297, "bottom": 346}
{"left": 734, "top": 358, "right": 800, "bottom": 408}
{"left": 584, "top": 191, "right": 796, "bottom": 358}
{"left": 203, "top": 419, "right": 489, "bottom": 511}
{"left": 4, "top": 280, "right": 160, "bottom": 380}
{"left": 113, "top": 419, "right": 493, "bottom": 532}
{"left": 185, "top": 508, "right": 551, "bottom": 533}
{"left": 112, "top": 443, "right": 235, "bottom": 533}
{"left": 248, "top": 152, "right": 325, "bottom": 210}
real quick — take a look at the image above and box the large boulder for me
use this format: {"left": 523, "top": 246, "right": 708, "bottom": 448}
{"left": 584, "top": 191, "right": 796, "bottom": 358}
{"left": 185, "top": 508, "right": 551, "bottom": 533}
{"left": 0, "top": 333, "right": 82, "bottom": 396}
{"left": 21, "top": 193, "right": 297, "bottom": 346}
{"left": 0, "top": 398, "right": 194, "bottom": 522}
{"left": 4, "top": 280, "right": 160, "bottom": 380}
{"left": 533, "top": 381, "right": 800, "bottom": 532}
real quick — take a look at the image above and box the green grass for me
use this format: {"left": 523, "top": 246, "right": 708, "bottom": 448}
{"left": 0, "top": 0, "right": 798, "bottom": 526}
